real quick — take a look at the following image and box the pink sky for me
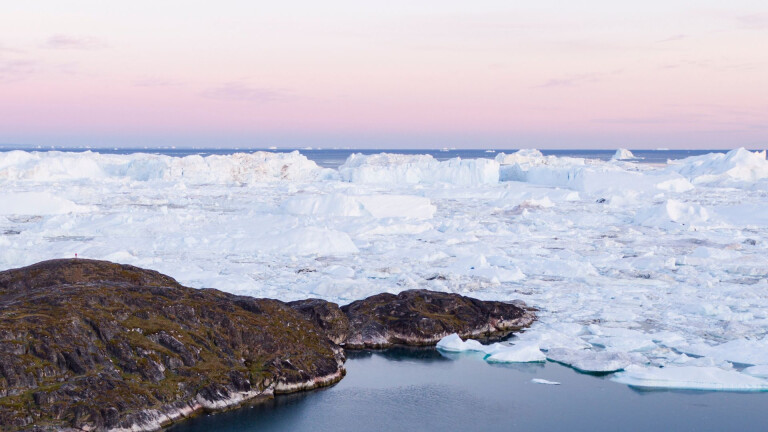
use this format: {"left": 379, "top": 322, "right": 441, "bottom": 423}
{"left": 1, "top": 1, "right": 766, "bottom": 149}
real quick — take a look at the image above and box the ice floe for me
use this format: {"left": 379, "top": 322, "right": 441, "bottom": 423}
{"left": 612, "top": 365, "right": 768, "bottom": 391}
{"left": 531, "top": 378, "right": 561, "bottom": 385}
{"left": 546, "top": 348, "right": 642, "bottom": 373}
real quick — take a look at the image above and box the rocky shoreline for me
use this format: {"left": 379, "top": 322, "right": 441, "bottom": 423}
{"left": 0, "top": 259, "right": 535, "bottom": 431}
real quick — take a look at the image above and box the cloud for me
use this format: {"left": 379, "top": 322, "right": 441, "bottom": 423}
{"left": 44, "top": 34, "right": 106, "bottom": 50}
{"left": 533, "top": 70, "right": 622, "bottom": 89}
{"left": 0, "top": 59, "right": 36, "bottom": 83}
{"left": 738, "top": 13, "right": 768, "bottom": 29}
{"left": 657, "top": 34, "right": 686, "bottom": 43}
{"left": 133, "top": 77, "right": 181, "bottom": 88}
{"left": 0, "top": 43, "right": 23, "bottom": 54}
{"left": 201, "top": 82, "right": 285, "bottom": 102}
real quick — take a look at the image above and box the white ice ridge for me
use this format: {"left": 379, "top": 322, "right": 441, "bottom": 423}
{"left": 495, "top": 148, "right": 691, "bottom": 196}
{"left": 2, "top": 148, "right": 768, "bottom": 390}
{"left": 666, "top": 147, "right": 768, "bottom": 187}
{"left": 0, "top": 150, "right": 333, "bottom": 184}
{"left": 612, "top": 365, "right": 768, "bottom": 391}
{"left": 612, "top": 148, "right": 635, "bottom": 160}
{"left": 338, "top": 153, "right": 499, "bottom": 185}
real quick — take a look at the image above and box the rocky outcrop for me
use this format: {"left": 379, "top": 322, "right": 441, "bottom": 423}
{"left": 0, "top": 260, "right": 535, "bottom": 431}
{"left": 342, "top": 289, "right": 535, "bottom": 349}
{"left": 0, "top": 259, "right": 344, "bottom": 431}
{"left": 288, "top": 299, "right": 350, "bottom": 345}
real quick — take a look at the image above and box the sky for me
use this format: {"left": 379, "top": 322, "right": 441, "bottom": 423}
{"left": 1, "top": 1, "right": 767, "bottom": 149}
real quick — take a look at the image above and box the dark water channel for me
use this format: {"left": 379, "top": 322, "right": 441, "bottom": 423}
{"left": 167, "top": 347, "right": 768, "bottom": 432}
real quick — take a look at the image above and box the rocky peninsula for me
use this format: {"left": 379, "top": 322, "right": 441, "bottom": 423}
{"left": 0, "top": 259, "right": 534, "bottom": 431}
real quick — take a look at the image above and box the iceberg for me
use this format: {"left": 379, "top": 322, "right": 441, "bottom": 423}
{"left": 612, "top": 148, "right": 635, "bottom": 160}
{"left": 485, "top": 342, "right": 546, "bottom": 363}
{"left": 436, "top": 333, "right": 488, "bottom": 353}
{"left": 339, "top": 153, "right": 499, "bottom": 185}
{"left": 666, "top": 147, "right": 768, "bottom": 187}
{"left": 612, "top": 365, "right": 768, "bottom": 391}
{"left": 0, "top": 150, "right": 331, "bottom": 184}
{"left": 546, "top": 348, "right": 639, "bottom": 373}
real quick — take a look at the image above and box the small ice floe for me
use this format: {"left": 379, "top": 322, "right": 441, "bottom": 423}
{"left": 546, "top": 348, "right": 640, "bottom": 373}
{"left": 612, "top": 365, "right": 768, "bottom": 391}
{"left": 532, "top": 378, "right": 561, "bottom": 385}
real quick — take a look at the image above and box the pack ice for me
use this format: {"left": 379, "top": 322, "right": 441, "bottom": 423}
{"left": 1, "top": 147, "right": 768, "bottom": 391}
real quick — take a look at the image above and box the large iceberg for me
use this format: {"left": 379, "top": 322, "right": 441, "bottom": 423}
{"left": 666, "top": 147, "right": 768, "bottom": 187}
{"left": 0, "top": 150, "right": 331, "bottom": 184}
{"left": 339, "top": 153, "right": 499, "bottom": 185}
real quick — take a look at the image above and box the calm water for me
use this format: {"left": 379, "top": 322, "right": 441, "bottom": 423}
{"left": 167, "top": 348, "right": 768, "bottom": 432}
{"left": 0, "top": 146, "right": 730, "bottom": 169}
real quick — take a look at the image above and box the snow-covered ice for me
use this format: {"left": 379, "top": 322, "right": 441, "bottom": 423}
{"left": 612, "top": 148, "right": 636, "bottom": 160}
{"left": 612, "top": 365, "right": 768, "bottom": 391}
{"left": 485, "top": 342, "right": 547, "bottom": 363}
{"left": 2, "top": 147, "right": 768, "bottom": 391}
{"left": 546, "top": 348, "right": 642, "bottom": 373}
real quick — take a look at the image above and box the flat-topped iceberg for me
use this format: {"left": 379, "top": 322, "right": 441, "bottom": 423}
{"left": 485, "top": 342, "right": 546, "bottom": 363}
{"left": 546, "top": 348, "right": 641, "bottom": 373}
{"left": 0, "top": 150, "right": 331, "bottom": 184}
{"left": 339, "top": 153, "right": 499, "bottom": 185}
{"left": 612, "top": 365, "right": 768, "bottom": 391}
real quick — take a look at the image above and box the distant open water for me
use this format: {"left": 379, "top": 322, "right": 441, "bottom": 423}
{"left": 0, "top": 147, "right": 730, "bottom": 169}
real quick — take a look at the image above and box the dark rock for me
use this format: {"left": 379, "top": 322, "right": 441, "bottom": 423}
{"left": 0, "top": 259, "right": 344, "bottom": 431}
{"left": 341, "top": 289, "right": 535, "bottom": 349}
{"left": 288, "top": 299, "right": 350, "bottom": 345}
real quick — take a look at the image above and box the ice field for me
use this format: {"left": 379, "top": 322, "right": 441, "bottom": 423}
{"left": 1, "top": 147, "right": 767, "bottom": 390}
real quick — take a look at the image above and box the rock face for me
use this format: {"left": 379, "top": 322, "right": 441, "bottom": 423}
{"left": 0, "top": 259, "right": 344, "bottom": 431}
{"left": 288, "top": 299, "right": 350, "bottom": 345}
{"left": 0, "top": 260, "right": 535, "bottom": 431}
{"left": 342, "top": 289, "right": 535, "bottom": 349}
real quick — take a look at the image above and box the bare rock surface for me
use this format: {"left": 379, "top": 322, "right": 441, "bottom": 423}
{"left": 0, "top": 259, "right": 344, "bottom": 431}
{"left": 342, "top": 289, "right": 535, "bottom": 349}
{"left": 288, "top": 299, "right": 350, "bottom": 345}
